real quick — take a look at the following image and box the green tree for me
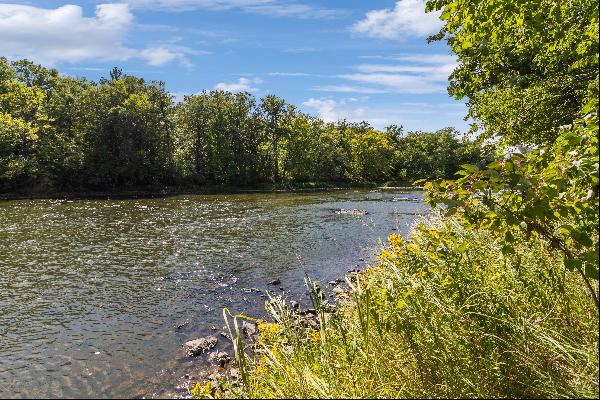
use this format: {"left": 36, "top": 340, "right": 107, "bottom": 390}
{"left": 350, "top": 129, "right": 394, "bottom": 182}
{"left": 73, "top": 74, "right": 174, "bottom": 188}
{"left": 423, "top": 0, "right": 599, "bottom": 309}
{"left": 426, "top": 0, "right": 599, "bottom": 146}
{"left": 395, "top": 128, "right": 490, "bottom": 181}
{"left": 260, "top": 95, "right": 288, "bottom": 183}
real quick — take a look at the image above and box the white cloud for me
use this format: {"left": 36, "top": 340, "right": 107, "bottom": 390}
{"left": 313, "top": 85, "right": 389, "bottom": 94}
{"left": 352, "top": 0, "right": 442, "bottom": 40}
{"left": 128, "top": 0, "right": 272, "bottom": 11}
{"left": 128, "top": 0, "right": 344, "bottom": 18}
{"left": 355, "top": 63, "right": 455, "bottom": 80}
{"left": 389, "top": 54, "right": 455, "bottom": 64}
{"left": 302, "top": 98, "right": 363, "bottom": 123}
{"left": 0, "top": 3, "right": 196, "bottom": 67}
{"left": 337, "top": 73, "right": 441, "bottom": 94}
{"left": 214, "top": 77, "right": 262, "bottom": 92}
{"left": 243, "top": 3, "right": 343, "bottom": 19}
{"left": 0, "top": 3, "right": 134, "bottom": 64}
{"left": 315, "top": 53, "right": 456, "bottom": 95}
{"left": 140, "top": 46, "right": 180, "bottom": 66}
{"left": 302, "top": 97, "right": 469, "bottom": 131}
{"left": 139, "top": 43, "right": 202, "bottom": 67}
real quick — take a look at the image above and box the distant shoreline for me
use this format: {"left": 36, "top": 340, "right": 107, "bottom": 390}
{"left": 0, "top": 183, "right": 423, "bottom": 201}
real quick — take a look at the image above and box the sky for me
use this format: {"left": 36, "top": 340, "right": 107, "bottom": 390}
{"left": 0, "top": 0, "right": 470, "bottom": 132}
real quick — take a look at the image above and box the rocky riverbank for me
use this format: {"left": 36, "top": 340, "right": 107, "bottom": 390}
{"left": 152, "top": 266, "right": 364, "bottom": 399}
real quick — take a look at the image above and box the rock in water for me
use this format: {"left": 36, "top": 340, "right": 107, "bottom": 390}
{"left": 183, "top": 336, "right": 218, "bottom": 356}
{"left": 331, "top": 209, "right": 369, "bottom": 216}
{"left": 242, "top": 321, "right": 257, "bottom": 338}
{"left": 333, "top": 286, "right": 345, "bottom": 295}
{"left": 208, "top": 351, "right": 231, "bottom": 367}
{"left": 269, "top": 278, "right": 281, "bottom": 285}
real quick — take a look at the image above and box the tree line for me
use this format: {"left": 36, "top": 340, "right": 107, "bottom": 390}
{"left": 0, "top": 59, "right": 491, "bottom": 193}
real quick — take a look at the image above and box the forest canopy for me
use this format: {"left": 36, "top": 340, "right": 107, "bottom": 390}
{"left": 0, "top": 59, "right": 491, "bottom": 193}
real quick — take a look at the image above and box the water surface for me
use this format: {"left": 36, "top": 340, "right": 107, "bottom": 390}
{"left": 0, "top": 189, "right": 426, "bottom": 398}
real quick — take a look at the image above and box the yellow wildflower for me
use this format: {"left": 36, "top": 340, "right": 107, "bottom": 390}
{"left": 191, "top": 381, "right": 213, "bottom": 399}
{"left": 255, "top": 360, "right": 269, "bottom": 376}
{"left": 389, "top": 233, "right": 404, "bottom": 248}
{"left": 415, "top": 270, "right": 428, "bottom": 278}
{"left": 379, "top": 249, "right": 394, "bottom": 262}
{"left": 258, "top": 322, "right": 281, "bottom": 343}
{"left": 310, "top": 330, "right": 321, "bottom": 343}
{"left": 407, "top": 243, "right": 420, "bottom": 253}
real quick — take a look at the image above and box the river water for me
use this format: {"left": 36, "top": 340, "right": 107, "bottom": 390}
{"left": 0, "top": 189, "right": 426, "bottom": 398}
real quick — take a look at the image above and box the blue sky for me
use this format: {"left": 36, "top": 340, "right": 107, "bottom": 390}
{"left": 0, "top": 0, "right": 469, "bottom": 132}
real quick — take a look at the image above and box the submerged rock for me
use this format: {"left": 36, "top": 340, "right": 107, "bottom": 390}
{"left": 183, "top": 336, "right": 218, "bottom": 356}
{"left": 174, "top": 320, "right": 189, "bottom": 330}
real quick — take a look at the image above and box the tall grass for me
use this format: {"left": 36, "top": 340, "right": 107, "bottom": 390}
{"left": 216, "top": 214, "right": 598, "bottom": 399}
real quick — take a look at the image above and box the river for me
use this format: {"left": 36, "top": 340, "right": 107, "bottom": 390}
{"left": 0, "top": 189, "right": 426, "bottom": 398}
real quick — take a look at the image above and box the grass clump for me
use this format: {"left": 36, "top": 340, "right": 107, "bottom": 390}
{"left": 219, "top": 214, "right": 598, "bottom": 399}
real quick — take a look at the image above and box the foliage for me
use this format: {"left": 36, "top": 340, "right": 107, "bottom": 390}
{"left": 220, "top": 216, "right": 598, "bottom": 398}
{"left": 423, "top": 0, "right": 599, "bottom": 309}
{"left": 0, "top": 112, "right": 41, "bottom": 185}
{"left": 424, "top": 106, "right": 599, "bottom": 308}
{"left": 349, "top": 129, "right": 394, "bottom": 182}
{"left": 394, "top": 127, "right": 492, "bottom": 181}
{"left": 211, "top": 1, "right": 599, "bottom": 398}
{"left": 426, "top": 0, "right": 599, "bottom": 146}
{"left": 0, "top": 57, "right": 488, "bottom": 192}
{"left": 72, "top": 76, "right": 175, "bottom": 188}
{"left": 174, "top": 90, "right": 263, "bottom": 185}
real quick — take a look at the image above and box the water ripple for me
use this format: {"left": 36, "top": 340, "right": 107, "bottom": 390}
{"left": 0, "top": 190, "right": 427, "bottom": 398}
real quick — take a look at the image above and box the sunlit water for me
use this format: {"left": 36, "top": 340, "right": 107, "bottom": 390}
{"left": 0, "top": 190, "right": 427, "bottom": 398}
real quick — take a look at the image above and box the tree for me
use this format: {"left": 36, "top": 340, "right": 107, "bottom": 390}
{"left": 260, "top": 95, "right": 288, "bottom": 183}
{"left": 423, "top": 0, "right": 599, "bottom": 310}
{"left": 73, "top": 75, "right": 175, "bottom": 188}
{"left": 350, "top": 129, "right": 394, "bottom": 182}
{"left": 0, "top": 58, "right": 50, "bottom": 189}
{"left": 426, "top": 0, "right": 599, "bottom": 146}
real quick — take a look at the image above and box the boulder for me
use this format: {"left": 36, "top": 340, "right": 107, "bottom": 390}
{"left": 333, "top": 286, "right": 345, "bottom": 295}
{"left": 242, "top": 321, "right": 257, "bottom": 338}
{"left": 174, "top": 320, "right": 189, "bottom": 330}
{"left": 208, "top": 351, "right": 231, "bottom": 367}
{"left": 182, "top": 336, "right": 218, "bottom": 356}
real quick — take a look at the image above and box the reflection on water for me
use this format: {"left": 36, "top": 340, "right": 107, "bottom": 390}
{"left": 0, "top": 190, "right": 427, "bottom": 398}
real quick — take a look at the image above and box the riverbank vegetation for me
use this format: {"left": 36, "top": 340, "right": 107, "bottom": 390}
{"left": 0, "top": 60, "right": 489, "bottom": 195}
{"left": 213, "top": 0, "right": 599, "bottom": 398}
{"left": 219, "top": 216, "right": 598, "bottom": 398}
